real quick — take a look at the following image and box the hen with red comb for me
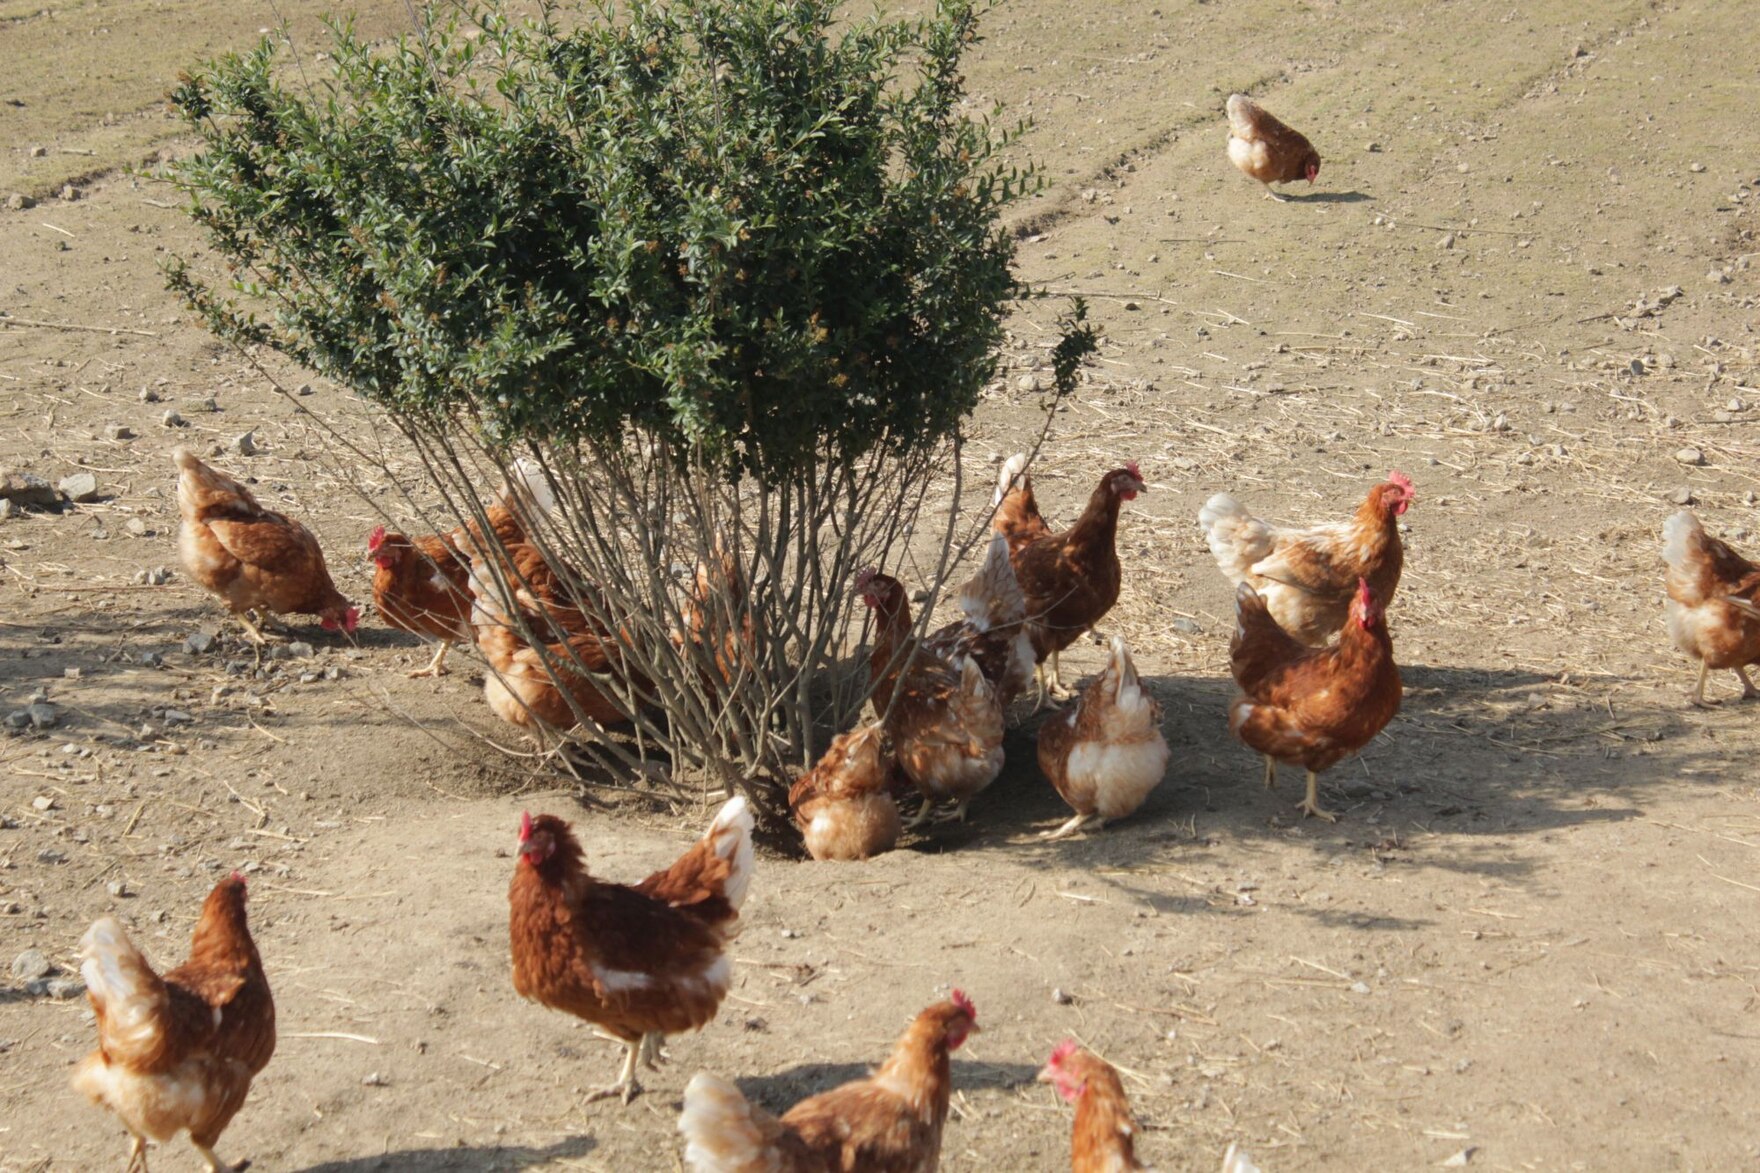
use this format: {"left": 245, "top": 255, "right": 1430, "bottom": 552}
{"left": 1199, "top": 470, "right": 1413, "bottom": 646}
{"left": 1037, "top": 1041, "right": 1151, "bottom": 1170}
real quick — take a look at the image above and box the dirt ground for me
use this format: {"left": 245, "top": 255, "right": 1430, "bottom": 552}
{"left": 4, "top": 0, "right": 1760, "bottom": 1169}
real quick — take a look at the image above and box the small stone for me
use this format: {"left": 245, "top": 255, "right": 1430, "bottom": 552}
{"left": 162, "top": 709, "right": 194, "bottom": 726}
{"left": 0, "top": 472, "right": 61, "bottom": 509}
{"left": 183, "top": 631, "right": 215, "bottom": 655}
{"left": 3, "top": 712, "right": 28, "bottom": 731}
{"left": 1171, "top": 617, "right": 1201, "bottom": 635}
{"left": 1350, "top": 981, "right": 1372, "bottom": 995}
{"left": 361, "top": 1072, "right": 391, "bottom": 1088}
{"left": 161, "top": 409, "right": 187, "bottom": 429}
{"left": 139, "top": 650, "right": 164, "bottom": 668}
{"left": 296, "top": 383, "right": 314, "bottom": 396}
{"left": 1491, "top": 412, "right": 1511, "bottom": 432}
{"left": 1052, "top": 987, "right": 1074, "bottom": 1005}
{"left": 11, "top": 949, "right": 53, "bottom": 981}
{"left": 191, "top": 397, "right": 218, "bottom": 414}
{"left": 229, "top": 431, "right": 257, "bottom": 456}
{"left": 58, "top": 184, "right": 79, "bottom": 201}
{"left": 1015, "top": 374, "right": 1040, "bottom": 394}
{"left": 139, "top": 386, "right": 161, "bottom": 403}
{"left": 1667, "top": 488, "right": 1695, "bottom": 506}
{"left": 125, "top": 517, "right": 148, "bottom": 536}
{"left": 286, "top": 641, "right": 314, "bottom": 659}
{"left": 5, "top": 193, "right": 34, "bottom": 211}
{"left": 1689, "top": 162, "right": 1706, "bottom": 173}
{"left": 1123, "top": 300, "right": 1141, "bottom": 311}
{"left": 1437, "top": 233, "right": 1455, "bottom": 249}
{"left": 107, "top": 880, "right": 131, "bottom": 897}
{"left": 57, "top": 472, "right": 98, "bottom": 503}
{"left": 1442, "top": 1148, "right": 1476, "bottom": 1168}
{"left": 26, "top": 703, "right": 59, "bottom": 730}
{"left": 1365, "top": 141, "right": 1381, "bottom": 152}
{"left": 0, "top": 499, "right": 16, "bottom": 520}
{"left": 1710, "top": 269, "right": 1732, "bottom": 285}
{"left": 31, "top": 795, "right": 55, "bottom": 812}
{"left": 102, "top": 423, "right": 136, "bottom": 442}
{"left": 1674, "top": 447, "right": 1706, "bottom": 466}
{"left": 323, "top": 666, "right": 340, "bottom": 682}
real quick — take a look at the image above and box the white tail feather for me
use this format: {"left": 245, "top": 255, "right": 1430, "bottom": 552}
{"left": 1661, "top": 509, "right": 1702, "bottom": 572}
{"left": 706, "top": 796, "right": 755, "bottom": 912}
{"left": 958, "top": 533, "right": 1026, "bottom": 632}
{"left": 1221, "top": 1142, "right": 1262, "bottom": 1173}
{"left": 79, "top": 916, "right": 168, "bottom": 1064}
{"left": 678, "top": 1070, "right": 775, "bottom": 1172}
{"left": 993, "top": 452, "right": 1030, "bottom": 507}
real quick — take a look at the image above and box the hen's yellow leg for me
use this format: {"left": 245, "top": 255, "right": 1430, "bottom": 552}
{"left": 583, "top": 1036, "right": 643, "bottom": 1105}
{"left": 1261, "top": 755, "right": 1278, "bottom": 789}
{"left": 1041, "top": 811, "right": 1098, "bottom": 840}
{"left": 1296, "top": 769, "right": 1338, "bottom": 823}
{"left": 1737, "top": 665, "right": 1759, "bottom": 701}
{"left": 410, "top": 640, "right": 453, "bottom": 678}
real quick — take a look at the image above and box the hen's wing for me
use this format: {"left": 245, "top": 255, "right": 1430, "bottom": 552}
{"left": 78, "top": 917, "right": 220, "bottom": 1074}
{"left": 1664, "top": 510, "right": 1760, "bottom": 606}
{"left": 781, "top": 1080, "right": 935, "bottom": 1173}
{"left": 678, "top": 1071, "right": 822, "bottom": 1173}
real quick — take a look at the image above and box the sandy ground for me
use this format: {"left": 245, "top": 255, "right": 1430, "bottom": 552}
{"left": 4, "top": 0, "right": 1760, "bottom": 1169}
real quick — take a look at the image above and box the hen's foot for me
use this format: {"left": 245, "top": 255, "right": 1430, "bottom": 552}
{"left": 1736, "top": 666, "right": 1759, "bottom": 701}
{"left": 1297, "top": 771, "right": 1338, "bottom": 823}
{"left": 192, "top": 1141, "right": 246, "bottom": 1173}
{"left": 1261, "top": 755, "right": 1278, "bottom": 790}
{"left": 125, "top": 1134, "right": 149, "bottom": 1173}
{"left": 638, "top": 1031, "right": 670, "bottom": 1071}
{"left": 1041, "top": 812, "right": 1099, "bottom": 840}
{"left": 930, "top": 799, "right": 972, "bottom": 825}
{"left": 408, "top": 642, "right": 453, "bottom": 678}
{"left": 904, "top": 797, "right": 937, "bottom": 830}
{"left": 583, "top": 1039, "right": 643, "bottom": 1105}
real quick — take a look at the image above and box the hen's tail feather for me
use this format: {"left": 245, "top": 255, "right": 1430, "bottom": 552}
{"left": 505, "top": 457, "right": 558, "bottom": 520}
{"left": 993, "top": 452, "right": 1030, "bottom": 508}
{"left": 678, "top": 1070, "right": 779, "bottom": 1173}
{"left": 78, "top": 916, "right": 170, "bottom": 1066}
{"left": 958, "top": 533, "right": 1027, "bottom": 632}
{"left": 706, "top": 796, "right": 756, "bottom": 912}
{"left": 1199, "top": 492, "right": 1274, "bottom": 584}
{"left": 1661, "top": 510, "right": 1703, "bottom": 575}
{"left": 1221, "top": 1142, "right": 1263, "bottom": 1173}
{"left": 1225, "top": 94, "right": 1259, "bottom": 137}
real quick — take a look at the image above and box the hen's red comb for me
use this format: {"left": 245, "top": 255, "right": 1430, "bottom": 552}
{"left": 853, "top": 566, "right": 878, "bottom": 591}
{"left": 1125, "top": 460, "right": 1142, "bottom": 480}
{"left": 1357, "top": 577, "right": 1374, "bottom": 605}
{"left": 518, "top": 811, "right": 533, "bottom": 842}
{"left": 230, "top": 870, "right": 246, "bottom": 885}
{"left": 367, "top": 524, "right": 387, "bottom": 552}
{"left": 1387, "top": 470, "right": 1413, "bottom": 494}
{"left": 1048, "top": 1038, "right": 1080, "bottom": 1067}
{"left": 951, "top": 988, "right": 976, "bottom": 1021}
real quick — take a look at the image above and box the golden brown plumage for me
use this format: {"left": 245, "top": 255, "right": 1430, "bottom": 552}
{"left": 922, "top": 533, "right": 1035, "bottom": 709}
{"left": 1199, "top": 472, "right": 1413, "bottom": 646}
{"left": 1038, "top": 1041, "right": 1150, "bottom": 1172}
{"left": 993, "top": 452, "right": 1053, "bottom": 561}
{"left": 1228, "top": 579, "right": 1401, "bottom": 822}
{"left": 1225, "top": 93, "right": 1322, "bottom": 199}
{"left": 1663, "top": 509, "right": 1760, "bottom": 705}
{"left": 508, "top": 800, "right": 754, "bottom": 1104}
{"left": 678, "top": 993, "right": 979, "bottom": 1173}
{"left": 859, "top": 572, "right": 1004, "bottom": 825}
{"left": 993, "top": 457, "right": 1146, "bottom": 697}
{"left": 1036, "top": 636, "right": 1169, "bottom": 840}
{"left": 175, "top": 447, "right": 356, "bottom": 641}
{"left": 789, "top": 722, "right": 902, "bottom": 861}
{"left": 73, "top": 874, "right": 275, "bottom": 1173}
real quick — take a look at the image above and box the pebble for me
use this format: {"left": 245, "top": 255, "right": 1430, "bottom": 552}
{"left": 1170, "top": 617, "right": 1202, "bottom": 635}
{"left": 42, "top": 975, "right": 86, "bottom": 1000}
{"left": 1365, "top": 141, "right": 1381, "bottom": 152}
{"left": 1667, "top": 488, "right": 1695, "bottom": 506}
{"left": 297, "top": 383, "right": 314, "bottom": 396}
{"left": 5, "top": 192, "right": 34, "bottom": 210}
{"left": 59, "top": 184, "right": 79, "bottom": 201}
{"left": 1709, "top": 269, "right": 1732, "bottom": 285}
{"left": 230, "top": 430, "right": 257, "bottom": 456}
{"left": 1437, "top": 233, "right": 1455, "bottom": 249}
{"left": 298, "top": 672, "right": 320, "bottom": 685}
{"left": 102, "top": 423, "right": 136, "bottom": 442}
{"left": 11, "top": 949, "right": 52, "bottom": 981}
{"left": 161, "top": 409, "right": 186, "bottom": 428}
{"left": 361, "top": 1072, "right": 391, "bottom": 1087}
{"left": 107, "top": 880, "right": 130, "bottom": 897}
{"left": 1052, "top": 987, "right": 1074, "bottom": 1005}
{"left": 26, "top": 703, "right": 59, "bottom": 729}
{"left": 287, "top": 641, "right": 314, "bottom": 659}
{"left": 184, "top": 631, "right": 216, "bottom": 655}
{"left": 162, "top": 709, "right": 195, "bottom": 726}
{"left": 1350, "top": 981, "right": 1372, "bottom": 995}
{"left": 0, "top": 499, "right": 16, "bottom": 520}
{"left": 191, "top": 397, "right": 218, "bottom": 413}
{"left": 3, "top": 712, "right": 29, "bottom": 731}
{"left": 139, "top": 386, "right": 161, "bottom": 403}
{"left": 1015, "top": 374, "right": 1040, "bottom": 394}
{"left": 1442, "top": 1148, "right": 1477, "bottom": 1168}
{"left": 125, "top": 517, "right": 147, "bottom": 536}
{"left": 1674, "top": 447, "right": 1706, "bottom": 466}
{"left": 1689, "top": 162, "right": 1706, "bottom": 173}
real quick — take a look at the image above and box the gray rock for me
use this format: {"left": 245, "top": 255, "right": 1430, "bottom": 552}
{"left": 44, "top": 975, "right": 86, "bottom": 1000}
{"left": 162, "top": 709, "right": 194, "bottom": 726}
{"left": 190, "top": 397, "right": 218, "bottom": 414}
{"left": 58, "top": 472, "right": 99, "bottom": 503}
{"left": 1668, "top": 487, "right": 1696, "bottom": 506}
{"left": 229, "top": 431, "right": 257, "bottom": 456}
{"left": 1674, "top": 447, "right": 1706, "bottom": 466}
{"left": 11, "top": 949, "right": 52, "bottom": 981}
{"left": 286, "top": 641, "right": 314, "bottom": 659}
{"left": 296, "top": 382, "right": 314, "bottom": 396}
{"left": 139, "top": 386, "right": 161, "bottom": 403}
{"left": 138, "top": 651, "right": 164, "bottom": 668}
{"left": 6, "top": 192, "right": 35, "bottom": 210}
{"left": 0, "top": 499, "right": 16, "bottom": 520}
{"left": 183, "top": 631, "right": 216, "bottom": 655}
{"left": 161, "top": 409, "right": 186, "bottom": 428}
{"left": 102, "top": 423, "right": 136, "bottom": 442}
{"left": 1171, "top": 617, "right": 1202, "bottom": 635}
{"left": 26, "top": 703, "right": 58, "bottom": 730}
{"left": 0, "top": 472, "right": 60, "bottom": 509}
{"left": 3, "top": 711, "right": 28, "bottom": 731}
{"left": 125, "top": 517, "right": 147, "bottom": 536}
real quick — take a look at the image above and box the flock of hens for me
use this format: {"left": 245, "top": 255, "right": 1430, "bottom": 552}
{"left": 61, "top": 94, "right": 1753, "bottom": 1173}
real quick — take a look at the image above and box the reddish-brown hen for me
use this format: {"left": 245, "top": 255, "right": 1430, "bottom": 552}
{"left": 678, "top": 992, "right": 979, "bottom": 1173}
{"left": 509, "top": 799, "right": 754, "bottom": 1104}
{"left": 1200, "top": 472, "right": 1413, "bottom": 646}
{"left": 1663, "top": 510, "right": 1760, "bottom": 706}
{"left": 789, "top": 722, "right": 902, "bottom": 861}
{"left": 859, "top": 572, "right": 1005, "bottom": 825}
{"left": 993, "top": 456, "right": 1146, "bottom": 698}
{"left": 921, "top": 533, "right": 1036, "bottom": 709}
{"left": 73, "top": 873, "right": 275, "bottom": 1173}
{"left": 1038, "top": 1040, "right": 1150, "bottom": 1172}
{"left": 1225, "top": 93, "right": 1321, "bottom": 199}
{"left": 1229, "top": 578, "right": 1401, "bottom": 822}
{"left": 1037, "top": 636, "right": 1169, "bottom": 840}
{"left": 175, "top": 447, "right": 357, "bottom": 642}
{"left": 368, "top": 462, "right": 554, "bottom": 677}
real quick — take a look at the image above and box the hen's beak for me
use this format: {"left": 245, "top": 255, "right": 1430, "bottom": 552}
{"left": 1034, "top": 1062, "right": 1055, "bottom": 1084}
{"left": 517, "top": 838, "right": 542, "bottom": 858}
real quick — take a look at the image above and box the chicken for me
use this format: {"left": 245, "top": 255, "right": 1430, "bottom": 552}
{"left": 789, "top": 722, "right": 902, "bottom": 861}
{"left": 677, "top": 991, "right": 979, "bottom": 1173}
{"left": 509, "top": 798, "right": 754, "bottom": 1104}
{"left": 368, "top": 461, "right": 555, "bottom": 677}
{"left": 992, "top": 456, "right": 1146, "bottom": 698}
{"left": 1199, "top": 472, "right": 1413, "bottom": 647}
{"left": 1229, "top": 578, "right": 1401, "bottom": 822}
{"left": 858, "top": 571, "right": 1005, "bottom": 825}
{"left": 1036, "top": 636, "right": 1170, "bottom": 840}
{"left": 1662, "top": 510, "right": 1760, "bottom": 706}
{"left": 1037, "top": 1041, "right": 1150, "bottom": 1173}
{"left": 678, "top": 541, "right": 764, "bottom": 692}
{"left": 922, "top": 533, "right": 1036, "bottom": 709}
{"left": 469, "top": 542, "right": 634, "bottom": 740}
{"left": 175, "top": 447, "right": 357, "bottom": 642}
{"left": 72, "top": 873, "right": 275, "bottom": 1173}
{"left": 1225, "top": 93, "right": 1321, "bottom": 200}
